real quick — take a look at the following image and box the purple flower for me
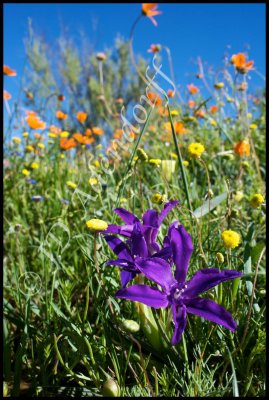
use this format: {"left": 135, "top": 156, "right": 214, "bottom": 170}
{"left": 31, "top": 195, "right": 44, "bottom": 201}
{"left": 102, "top": 200, "right": 179, "bottom": 287}
{"left": 116, "top": 222, "right": 243, "bottom": 345}
{"left": 61, "top": 198, "right": 70, "bottom": 205}
{"left": 26, "top": 178, "right": 37, "bottom": 185}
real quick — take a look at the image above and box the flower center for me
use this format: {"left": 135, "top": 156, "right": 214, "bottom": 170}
{"left": 170, "top": 283, "right": 188, "bottom": 303}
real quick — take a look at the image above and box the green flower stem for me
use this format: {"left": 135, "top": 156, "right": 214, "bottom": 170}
{"left": 112, "top": 102, "right": 155, "bottom": 222}
{"left": 167, "top": 104, "right": 192, "bottom": 212}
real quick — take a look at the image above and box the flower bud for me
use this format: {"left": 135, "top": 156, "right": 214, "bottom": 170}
{"left": 137, "top": 148, "right": 148, "bottom": 162}
{"left": 96, "top": 52, "right": 106, "bottom": 61}
{"left": 121, "top": 319, "right": 140, "bottom": 333}
{"left": 102, "top": 378, "right": 120, "bottom": 397}
{"left": 216, "top": 252, "right": 224, "bottom": 264}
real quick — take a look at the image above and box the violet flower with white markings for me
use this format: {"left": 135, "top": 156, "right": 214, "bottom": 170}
{"left": 116, "top": 222, "right": 243, "bottom": 345}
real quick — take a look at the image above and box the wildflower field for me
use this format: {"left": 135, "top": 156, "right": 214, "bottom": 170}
{"left": 3, "top": 3, "right": 266, "bottom": 397}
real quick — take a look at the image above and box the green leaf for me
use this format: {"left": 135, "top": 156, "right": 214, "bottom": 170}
{"left": 251, "top": 242, "right": 265, "bottom": 265}
{"left": 193, "top": 192, "right": 227, "bottom": 219}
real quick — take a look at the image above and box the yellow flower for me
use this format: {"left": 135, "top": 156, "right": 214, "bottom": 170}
{"left": 214, "top": 82, "right": 224, "bottom": 89}
{"left": 48, "top": 132, "right": 57, "bottom": 138}
{"left": 221, "top": 230, "right": 241, "bottom": 249}
{"left": 171, "top": 110, "right": 179, "bottom": 116}
{"left": 182, "top": 160, "right": 189, "bottom": 167}
{"left": 249, "top": 123, "right": 257, "bottom": 130}
{"left": 86, "top": 218, "right": 108, "bottom": 231}
{"left": 151, "top": 193, "right": 166, "bottom": 204}
{"left": 60, "top": 154, "right": 65, "bottom": 159}
{"left": 210, "top": 119, "right": 217, "bottom": 126}
{"left": 31, "top": 162, "right": 39, "bottom": 169}
{"left": 60, "top": 131, "right": 69, "bottom": 138}
{"left": 22, "top": 132, "right": 29, "bottom": 138}
{"left": 149, "top": 158, "right": 162, "bottom": 165}
{"left": 133, "top": 156, "right": 139, "bottom": 162}
{"left": 22, "top": 169, "right": 30, "bottom": 176}
{"left": 25, "top": 145, "right": 34, "bottom": 152}
{"left": 247, "top": 113, "right": 252, "bottom": 119}
{"left": 120, "top": 198, "right": 128, "bottom": 204}
{"left": 170, "top": 152, "right": 178, "bottom": 159}
{"left": 250, "top": 194, "right": 264, "bottom": 208}
{"left": 12, "top": 137, "right": 21, "bottom": 144}
{"left": 66, "top": 181, "right": 77, "bottom": 189}
{"left": 89, "top": 178, "right": 98, "bottom": 185}
{"left": 216, "top": 252, "right": 224, "bottom": 264}
{"left": 234, "top": 191, "right": 244, "bottom": 202}
{"left": 37, "top": 143, "right": 45, "bottom": 149}
{"left": 188, "top": 142, "right": 205, "bottom": 158}
{"left": 93, "top": 160, "right": 100, "bottom": 168}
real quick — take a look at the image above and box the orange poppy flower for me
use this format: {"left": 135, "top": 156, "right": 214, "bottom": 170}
{"left": 3, "top": 65, "right": 17, "bottom": 76}
{"left": 85, "top": 128, "right": 93, "bottom": 136}
{"left": 210, "top": 105, "right": 218, "bottom": 114}
{"left": 142, "top": 4, "right": 162, "bottom": 26}
{"left": 195, "top": 109, "right": 205, "bottom": 118}
{"left": 92, "top": 127, "right": 104, "bottom": 136}
{"left": 25, "top": 113, "right": 46, "bottom": 130}
{"left": 34, "top": 132, "right": 44, "bottom": 140}
{"left": 130, "top": 131, "right": 136, "bottom": 139}
{"left": 60, "top": 137, "right": 77, "bottom": 150}
{"left": 157, "top": 106, "right": 168, "bottom": 117}
{"left": 76, "top": 111, "right": 87, "bottom": 124}
{"left": 49, "top": 125, "right": 61, "bottom": 135}
{"left": 187, "top": 84, "right": 199, "bottom": 95}
{"left": 148, "top": 44, "right": 161, "bottom": 53}
{"left": 73, "top": 132, "right": 93, "bottom": 145}
{"left": 167, "top": 89, "right": 175, "bottom": 98}
{"left": 234, "top": 140, "right": 250, "bottom": 157}
{"left": 174, "top": 121, "right": 187, "bottom": 134}
{"left": 164, "top": 121, "right": 187, "bottom": 134}
{"left": 188, "top": 100, "right": 196, "bottom": 109}
{"left": 231, "top": 53, "right": 254, "bottom": 74}
{"left": 56, "top": 110, "right": 68, "bottom": 120}
{"left": 114, "top": 129, "right": 124, "bottom": 139}
{"left": 3, "top": 90, "right": 11, "bottom": 100}
{"left": 147, "top": 91, "right": 162, "bottom": 106}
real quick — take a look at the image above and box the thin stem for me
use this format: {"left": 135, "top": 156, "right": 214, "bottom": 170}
{"left": 167, "top": 103, "right": 192, "bottom": 212}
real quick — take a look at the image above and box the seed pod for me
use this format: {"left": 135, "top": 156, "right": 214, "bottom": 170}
{"left": 102, "top": 378, "right": 120, "bottom": 397}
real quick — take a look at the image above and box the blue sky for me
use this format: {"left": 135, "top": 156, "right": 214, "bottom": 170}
{"left": 4, "top": 3, "right": 266, "bottom": 113}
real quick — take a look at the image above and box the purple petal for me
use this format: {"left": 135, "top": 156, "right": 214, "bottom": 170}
{"left": 104, "top": 235, "right": 133, "bottom": 261}
{"left": 153, "top": 246, "right": 172, "bottom": 261}
{"left": 141, "top": 225, "right": 159, "bottom": 254}
{"left": 184, "top": 269, "right": 243, "bottom": 298}
{"left": 185, "top": 297, "right": 237, "bottom": 332}
{"left": 171, "top": 304, "right": 187, "bottom": 345}
{"left": 169, "top": 224, "right": 193, "bottom": 283}
{"left": 131, "top": 222, "right": 148, "bottom": 258}
{"left": 101, "top": 224, "right": 134, "bottom": 237}
{"left": 135, "top": 257, "right": 176, "bottom": 292}
{"left": 106, "top": 259, "right": 134, "bottom": 269}
{"left": 121, "top": 270, "right": 137, "bottom": 288}
{"left": 158, "top": 200, "right": 179, "bottom": 226}
{"left": 116, "top": 284, "right": 169, "bottom": 308}
{"left": 114, "top": 208, "right": 139, "bottom": 224}
{"left": 142, "top": 209, "right": 159, "bottom": 227}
